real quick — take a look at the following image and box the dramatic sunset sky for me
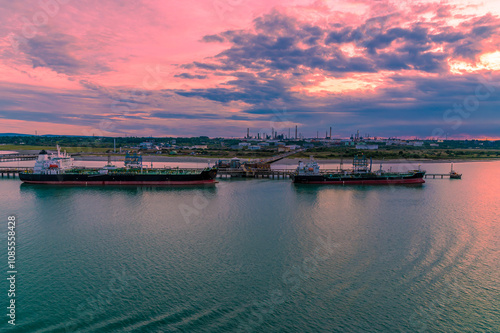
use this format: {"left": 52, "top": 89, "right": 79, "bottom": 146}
{"left": 1, "top": 0, "right": 499, "bottom": 138}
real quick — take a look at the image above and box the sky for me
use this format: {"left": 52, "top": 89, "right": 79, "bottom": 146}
{"left": 0, "top": 0, "right": 499, "bottom": 139}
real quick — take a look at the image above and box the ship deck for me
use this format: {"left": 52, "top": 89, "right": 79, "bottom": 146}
{"left": 21, "top": 167, "right": 213, "bottom": 175}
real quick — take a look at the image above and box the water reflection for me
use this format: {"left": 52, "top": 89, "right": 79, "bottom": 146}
{"left": 20, "top": 182, "right": 218, "bottom": 196}
{"left": 4, "top": 161, "right": 499, "bottom": 332}
{"left": 291, "top": 182, "right": 425, "bottom": 195}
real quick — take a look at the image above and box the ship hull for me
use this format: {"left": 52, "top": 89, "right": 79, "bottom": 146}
{"left": 19, "top": 169, "right": 217, "bottom": 186}
{"left": 292, "top": 172, "right": 425, "bottom": 185}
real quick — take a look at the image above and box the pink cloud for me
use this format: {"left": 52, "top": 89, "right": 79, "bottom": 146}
{"left": 0, "top": 0, "right": 499, "bottom": 138}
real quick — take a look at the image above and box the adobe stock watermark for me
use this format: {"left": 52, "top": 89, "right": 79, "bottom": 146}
{"left": 179, "top": 192, "right": 210, "bottom": 224}
{"left": 408, "top": 277, "right": 465, "bottom": 332}
{"left": 432, "top": 74, "right": 498, "bottom": 139}
{"left": 384, "top": 157, "right": 425, "bottom": 193}
{"left": 212, "top": 0, "right": 244, "bottom": 22}
{"left": 62, "top": 267, "right": 138, "bottom": 332}
{"left": 8, "top": 0, "right": 72, "bottom": 53}
{"left": 254, "top": 105, "right": 296, "bottom": 140}
{"left": 235, "top": 233, "right": 339, "bottom": 332}
{"left": 269, "top": 106, "right": 295, "bottom": 135}
{"left": 6, "top": 215, "right": 17, "bottom": 326}
{"left": 81, "top": 64, "right": 169, "bottom": 138}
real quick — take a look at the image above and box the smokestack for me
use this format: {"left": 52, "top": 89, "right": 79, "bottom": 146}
{"left": 295, "top": 125, "right": 298, "bottom": 139}
{"left": 330, "top": 127, "right": 332, "bottom": 139}
{"left": 247, "top": 128, "right": 249, "bottom": 138}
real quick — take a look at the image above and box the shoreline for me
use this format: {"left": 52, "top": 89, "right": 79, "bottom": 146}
{"left": 4, "top": 150, "right": 499, "bottom": 165}
{"left": 271, "top": 157, "right": 500, "bottom": 165}
{"left": 72, "top": 155, "right": 500, "bottom": 164}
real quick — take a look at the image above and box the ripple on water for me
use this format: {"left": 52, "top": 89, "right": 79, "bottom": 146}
{"left": 1, "top": 162, "right": 499, "bottom": 332}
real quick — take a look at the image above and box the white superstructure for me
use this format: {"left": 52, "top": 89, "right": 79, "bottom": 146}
{"left": 296, "top": 158, "right": 320, "bottom": 175}
{"left": 33, "top": 145, "right": 73, "bottom": 174}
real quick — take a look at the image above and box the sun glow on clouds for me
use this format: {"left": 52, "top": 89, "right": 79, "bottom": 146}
{"left": 449, "top": 51, "right": 500, "bottom": 74}
{"left": 0, "top": 0, "right": 500, "bottom": 137}
{"left": 339, "top": 43, "right": 365, "bottom": 57}
{"left": 295, "top": 75, "right": 379, "bottom": 94}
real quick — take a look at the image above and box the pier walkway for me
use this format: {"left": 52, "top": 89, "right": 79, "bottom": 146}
{"left": 257, "top": 149, "right": 306, "bottom": 164}
{"left": 0, "top": 154, "right": 37, "bottom": 162}
{"left": 0, "top": 167, "right": 461, "bottom": 180}
{"left": 217, "top": 168, "right": 295, "bottom": 179}
{"left": 424, "top": 173, "right": 458, "bottom": 179}
{"left": 0, "top": 167, "right": 31, "bottom": 178}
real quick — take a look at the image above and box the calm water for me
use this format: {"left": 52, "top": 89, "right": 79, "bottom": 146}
{"left": 0, "top": 161, "right": 499, "bottom": 332}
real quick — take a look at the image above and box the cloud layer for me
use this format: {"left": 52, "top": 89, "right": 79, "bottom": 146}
{"left": 0, "top": 0, "right": 499, "bottom": 138}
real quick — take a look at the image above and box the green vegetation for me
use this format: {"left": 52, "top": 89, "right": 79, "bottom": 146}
{"left": 294, "top": 147, "right": 500, "bottom": 160}
{"left": 1, "top": 135, "right": 499, "bottom": 161}
{"left": 0, "top": 145, "right": 110, "bottom": 153}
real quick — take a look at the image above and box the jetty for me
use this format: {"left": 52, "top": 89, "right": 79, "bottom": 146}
{"left": 257, "top": 150, "right": 305, "bottom": 164}
{"left": 0, "top": 166, "right": 463, "bottom": 180}
{"left": 217, "top": 168, "right": 294, "bottom": 179}
{"left": 424, "top": 173, "right": 460, "bottom": 179}
{"left": 0, "top": 149, "right": 462, "bottom": 181}
{"left": 0, "top": 154, "right": 37, "bottom": 162}
{"left": 0, "top": 167, "right": 32, "bottom": 178}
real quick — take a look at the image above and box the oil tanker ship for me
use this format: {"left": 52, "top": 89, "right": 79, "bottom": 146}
{"left": 19, "top": 147, "right": 217, "bottom": 185}
{"left": 291, "top": 155, "right": 425, "bottom": 185}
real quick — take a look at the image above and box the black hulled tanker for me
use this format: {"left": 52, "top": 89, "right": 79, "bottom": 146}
{"left": 291, "top": 156, "right": 425, "bottom": 185}
{"left": 20, "top": 148, "right": 217, "bottom": 185}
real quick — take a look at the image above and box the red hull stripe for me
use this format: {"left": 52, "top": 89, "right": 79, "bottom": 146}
{"left": 22, "top": 180, "right": 217, "bottom": 185}
{"left": 294, "top": 178, "right": 425, "bottom": 185}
